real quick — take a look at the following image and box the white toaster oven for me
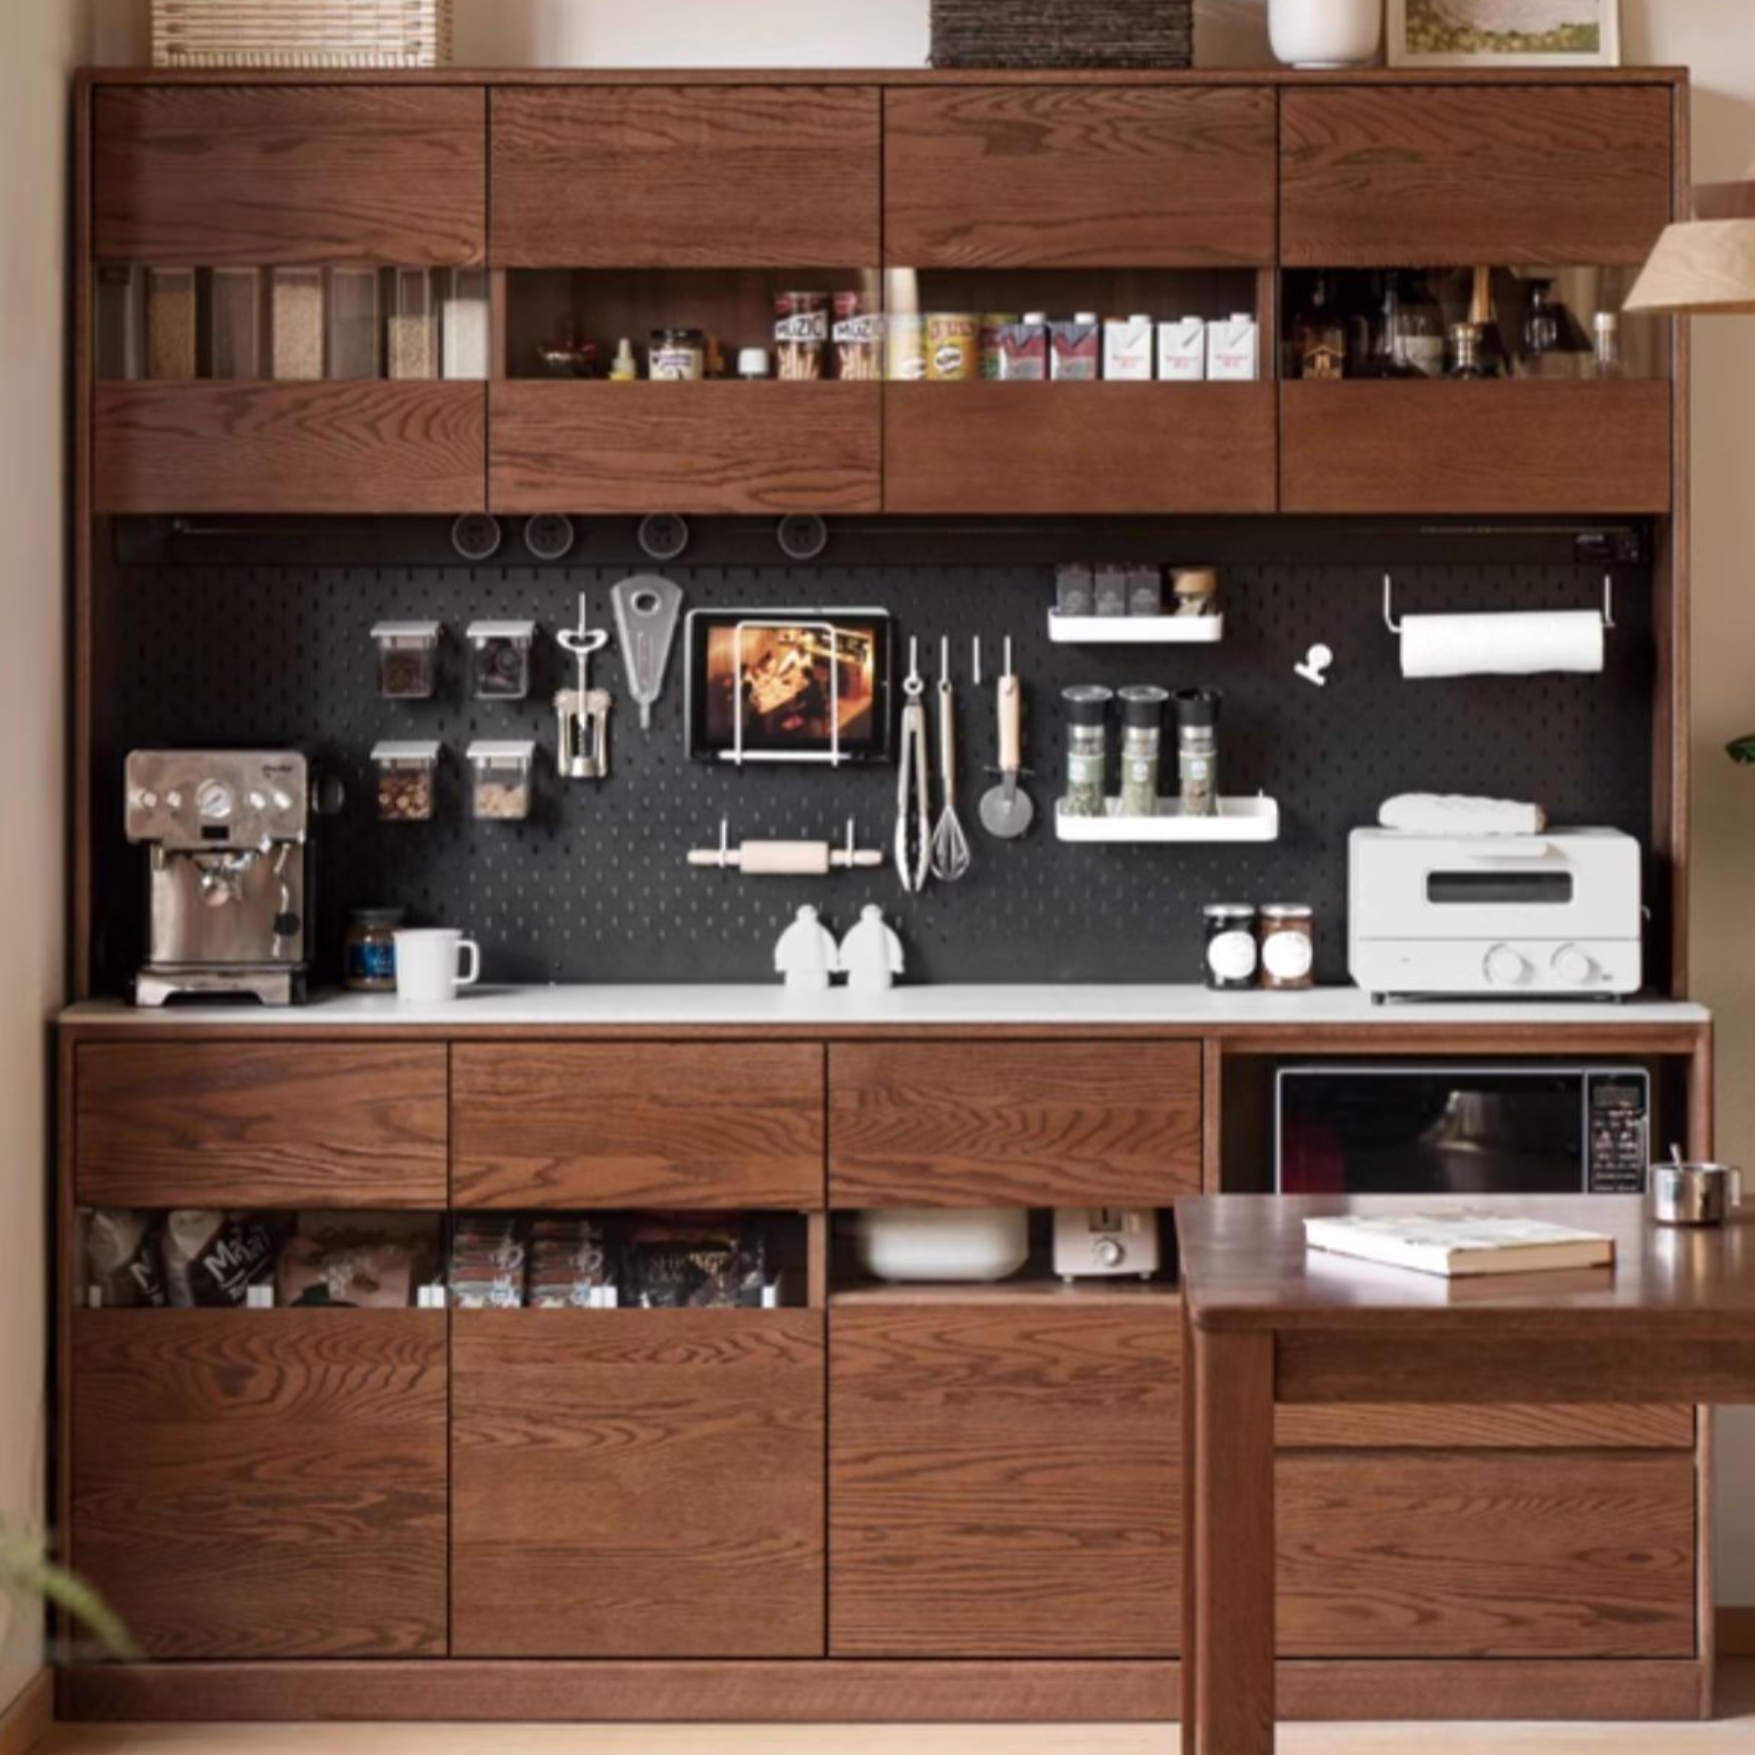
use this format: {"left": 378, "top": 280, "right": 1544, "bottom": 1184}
{"left": 1348, "top": 828, "right": 1642, "bottom": 1001}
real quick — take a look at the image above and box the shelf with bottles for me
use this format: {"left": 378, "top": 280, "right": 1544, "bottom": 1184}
{"left": 502, "top": 266, "right": 1267, "bottom": 386}
{"left": 94, "top": 264, "right": 492, "bottom": 383}
{"left": 78, "top": 1207, "right": 809, "bottom": 1313}
{"left": 1280, "top": 267, "right": 1670, "bottom": 386}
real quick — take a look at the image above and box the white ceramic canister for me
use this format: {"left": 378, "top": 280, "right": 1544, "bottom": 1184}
{"left": 1269, "top": 0, "right": 1383, "bottom": 68}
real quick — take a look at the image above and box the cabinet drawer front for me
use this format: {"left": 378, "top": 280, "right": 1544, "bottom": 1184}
{"left": 95, "top": 383, "right": 488, "bottom": 516}
{"left": 1278, "top": 1404, "right": 1695, "bottom": 1450}
{"left": 829, "top": 1042, "right": 1201, "bottom": 1207}
{"left": 452, "top": 1310, "right": 826, "bottom": 1658}
{"left": 94, "top": 86, "right": 487, "bottom": 266}
{"left": 490, "top": 381, "right": 880, "bottom": 515}
{"left": 452, "top": 1043, "right": 825, "bottom": 1209}
{"left": 1278, "top": 1451, "right": 1697, "bottom": 1659}
{"left": 491, "top": 86, "right": 880, "bottom": 267}
{"left": 76, "top": 1042, "right": 448, "bottom": 1208}
{"left": 1281, "top": 381, "right": 1672, "bottom": 516}
{"left": 884, "top": 383, "right": 1275, "bottom": 516}
{"left": 1281, "top": 86, "right": 1673, "bottom": 268}
{"left": 884, "top": 85, "right": 1275, "bottom": 268}
{"left": 830, "top": 1304, "right": 1180, "bottom": 1657}
{"left": 71, "top": 1310, "right": 447, "bottom": 1659}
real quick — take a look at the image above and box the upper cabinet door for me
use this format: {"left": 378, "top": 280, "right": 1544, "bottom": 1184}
{"left": 884, "top": 85, "right": 1276, "bottom": 267}
{"left": 1281, "top": 85, "right": 1674, "bottom": 268}
{"left": 492, "top": 86, "right": 882, "bottom": 266}
{"left": 93, "top": 87, "right": 487, "bottom": 265}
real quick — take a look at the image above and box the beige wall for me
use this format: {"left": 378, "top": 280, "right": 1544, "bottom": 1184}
{"left": 0, "top": 0, "right": 87, "bottom": 1715}
{"left": 74, "top": 0, "right": 1755, "bottom": 1602}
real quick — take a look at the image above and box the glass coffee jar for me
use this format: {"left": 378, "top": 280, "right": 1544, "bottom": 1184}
{"left": 344, "top": 907, "right": 406, "bottom": 992}
{"left": 1203, "top": 904, "right": 1258, "bottom": 991}
{"left": 1060, "top": 685, "right": 1112, "bottom": 818}
{"left": 1259, "top": 904, "right": 1315, "bottom": 991}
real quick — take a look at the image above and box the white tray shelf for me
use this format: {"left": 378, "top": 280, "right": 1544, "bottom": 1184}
{"left": 1047, "top": 611, "right": 1224, "bottom": 645}
{"left": 1054, "top": 795, "right": 1280, "bottom": 844}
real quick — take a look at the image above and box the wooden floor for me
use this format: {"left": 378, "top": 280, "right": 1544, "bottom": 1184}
{"left": 36, "top": 1668, "right": 1755, "bottom": 1755}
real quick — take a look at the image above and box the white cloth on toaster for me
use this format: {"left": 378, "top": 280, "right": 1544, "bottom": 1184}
{"left": 1400, "top": 610, "right": 1604, "bottom": 678}
{"left": 1378, "top": 794, "right": 1547, "bottom": 836}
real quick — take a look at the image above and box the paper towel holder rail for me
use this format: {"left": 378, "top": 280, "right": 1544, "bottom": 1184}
{"left": 1381, "top": 573, "right": 1616, "bottom": 636}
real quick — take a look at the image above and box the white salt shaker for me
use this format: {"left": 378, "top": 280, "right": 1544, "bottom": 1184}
{"left": 775, "top": 905, "right": 839, "bottom": 992}
{"left": 840, "top": 905, "right": 904, "bottom": 993}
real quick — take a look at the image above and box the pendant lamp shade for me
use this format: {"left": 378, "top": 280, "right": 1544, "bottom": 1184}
{"left": 1626, "top": 184, "right": 1755, "bottom": 315}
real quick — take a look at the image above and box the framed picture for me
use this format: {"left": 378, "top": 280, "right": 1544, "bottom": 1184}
{"left": 1389, "top": 0, "right": 1621, "bottom": 67}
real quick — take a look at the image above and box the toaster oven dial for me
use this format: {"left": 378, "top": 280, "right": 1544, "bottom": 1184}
{"left": 1552, "top": 943, "right": 1598, "bottom": 985}
{"left": 1093, "top": 1237, "right": 1126, "bottom": 1270}
{"left": 1482, "top": 943, "right": 1533, "bottom": 988}
{"left": 195, "top": 779, "right": 234, "bottom": 822}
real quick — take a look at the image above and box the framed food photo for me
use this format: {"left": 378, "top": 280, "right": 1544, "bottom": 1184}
{"left": 1389, "top": 0, "right": 1621, "bottom": 67}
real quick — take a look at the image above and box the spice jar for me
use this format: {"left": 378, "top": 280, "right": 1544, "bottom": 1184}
{"left": 466, "top": 620, "right": 536, "bottom": 701}
{"left": 1203, "top": 904, "right": 1258, "bottom": 992}
{"left": 372, "top": 621, "right": 442, "bottom": 701}
{"left": 649, "top": 328, "right": 705, "bottom": 381}
{"left": 1060, "top": 685, "right": 1112, "bottom": 818}
{"left": 1172, "top": 568, "right": 1220, "bottom": 618}
{"left": 1173, "top": 688, "right": 1222, "bottom": 818}
{"left": 345, "top": 907, "right": 406, "bottom": 992}
{"left": 372, "top": 741, "right": 440, "bottom": 822}
{"left": 1118, "top": 685, "right": 1169, "bottom": 817}
{"left": 1259, "top": 904, "right": 1315, "bottom": 991}
{"left": 467, "top": 740, "right": 535, "bottom": 821}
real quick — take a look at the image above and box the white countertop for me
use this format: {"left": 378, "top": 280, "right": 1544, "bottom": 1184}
{"left": 60, "top": 985, "right": 1712, "bottom": 1030}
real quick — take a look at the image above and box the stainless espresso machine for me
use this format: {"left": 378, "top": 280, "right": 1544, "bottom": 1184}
{"left": 125, "top": 750, "right": 326, "bottom": 1006}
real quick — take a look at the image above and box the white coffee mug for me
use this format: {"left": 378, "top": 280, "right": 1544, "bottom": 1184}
{"left": 1270, "top": 0, "right": 1382, "bottom": 68}
{"left": 393, "top": 928, "right": 481, "bottom": 1004}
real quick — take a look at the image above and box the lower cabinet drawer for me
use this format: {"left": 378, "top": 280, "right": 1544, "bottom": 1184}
{"left": 71, "top": 1309, "right": 448, "bottom": 1659}
{"left": 829, "top": 1303, "right": 1181, "bottom": 1658}
{"left": 450, "top": 1310, "right": 826, "bottom": 1658}
{"left": 1277, "top": 1450, "right": 1698, "bottom": 1659}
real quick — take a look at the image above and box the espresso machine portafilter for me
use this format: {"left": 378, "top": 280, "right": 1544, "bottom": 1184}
{"left": 125, "top": 750, "right": 339, "bottom": 1006}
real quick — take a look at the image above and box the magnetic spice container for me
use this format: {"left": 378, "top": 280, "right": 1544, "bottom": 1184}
{"left": 1203, "top": 905, "right": 1258, "bottom": 991}
{"left": 1117, "top": 686, "right": 1169, "bottom": 817}
{"left": 372, "top": 621, "right": 442, "bottom": 700}
{"left": 467, "top": 620, "right": 536, "bottom": 701}
{"left": 1060, "top": 685, "right": 1112, "bottom": 818}
{"left": 1259, "top": 904, "right": 1315, "bottom": 991}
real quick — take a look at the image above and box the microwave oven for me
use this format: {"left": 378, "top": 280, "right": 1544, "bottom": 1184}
{"left": 1275, "top": 1063, "right": 1652, "bottom": 1197}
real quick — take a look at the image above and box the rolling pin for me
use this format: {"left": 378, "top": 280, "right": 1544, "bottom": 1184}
{"left": 688, "top": 823, "right": 883, "bottom": 874}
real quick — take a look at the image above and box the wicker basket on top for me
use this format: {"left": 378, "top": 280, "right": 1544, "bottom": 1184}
{"left": 931, "top": 0, "right": 1194, "bottom": 68}
{"left": 152, "top": 0, "right": 453, "bottom": 68}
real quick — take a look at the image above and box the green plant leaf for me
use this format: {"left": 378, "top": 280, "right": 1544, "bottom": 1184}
{"left": 0, "top": 1523, "right": 141, "bottom": 1662}
{"left": 1728, "top": 734, "right": 1755, "bottom": 765}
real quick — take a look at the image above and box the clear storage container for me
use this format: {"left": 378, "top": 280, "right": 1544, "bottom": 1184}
{"left": 96, "top": 266, "right": 144, "bottom": 381}
{"left": 271, "top": 267, "right": 324, "bottom": 380}
{"left": 372, "top": 741, "right": 440, "bottom": 823}
{"left": 209, "top": 267, "right": 262, "bottom": 380}
{"left": 467, "top": 741, "right": 535, "bottom": 821}
{"left": 146, "top": 267, "right": 198, "bottom": 380}
{"left": 442, "top": 268, "right": 491, "bottom": 380}
{"left": 466, "top": 620, "right": 536, "bottom": 701}
{"left": 327, "top": 267, "right": 381, "bottom": 379}
{"left": 389, "top": 269, "right": 438, "bottom": 379}
{"left": 371, "top": 620, "right": 442, "bottom": 700}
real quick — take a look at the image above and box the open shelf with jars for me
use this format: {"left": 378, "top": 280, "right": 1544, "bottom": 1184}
{"left": 1278, "top": 266, "right": 1673, "bottom": 516}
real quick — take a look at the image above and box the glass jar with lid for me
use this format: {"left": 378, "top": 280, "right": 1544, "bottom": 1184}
{"left": 1203, "top": 905, "right": 1258, "bottom": 992}
{"left": 372, "top": 621, "right": 442, "bottom": 701}
{"left": 372, "top": 740, "right": 440, "bottom": 822}
{"left": 467, "top": 740, "right": 536, "bottom": 821}
{"left": 344, "top": 907, "right": 406, "bottom": 992}
{"left": 649, "top": 328, "right": 706, "bottom": 381}
{"left": 1060, "top": 686, "right": 1112, "bottom": 818}
{"left": 1259, "top": 904, "right": 1315, "bottom": 991}
{"left": 466, "top": 620, "right": 536, "bottom": 701}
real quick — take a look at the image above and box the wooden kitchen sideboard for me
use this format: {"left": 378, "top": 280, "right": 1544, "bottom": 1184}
{"left": 55, "top": 1010, "right": 1716, "bottom": 1724}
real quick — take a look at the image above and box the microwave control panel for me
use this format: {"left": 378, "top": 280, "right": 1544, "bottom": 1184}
{"left": 1586, "top": 1073, "right": 1651, "bottom": 1194}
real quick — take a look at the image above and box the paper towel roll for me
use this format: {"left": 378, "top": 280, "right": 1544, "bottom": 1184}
{"left": 1400, "top": 611, "right": 1605, "bottom": 679}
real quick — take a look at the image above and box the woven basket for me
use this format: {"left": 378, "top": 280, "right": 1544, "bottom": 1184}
{"left": 152, "top": 0, "right": 453, "bottom": 68}
{"left": 931, "top": 0, "right": 1194, "bottom": 68}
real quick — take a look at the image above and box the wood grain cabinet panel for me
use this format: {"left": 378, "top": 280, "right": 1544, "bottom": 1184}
{"left": 1281, "top": 382, "right": 1672, "bottom": 516}
{"left": 451, "top": 1310, "right": 826, "bottom": 1657}
{"left": 94, "top": 86, "right": 486, "bottom": 265}
{"left": 829, "top": 1041, "right": 1201, "bottom": 1207}
{"left": 885, "top": 383, "right": 1276, "bottom": 516}
{"left": 489, "top": 382, "right": 880, "bottom": 515}
{"left": 71, "top": 1310, "right": 447, "bottom": 1659}
{"left": 884, "top": 85, "right": 1276, "bottom": 267}
{"left": 76, "top": 1041, "right": 448, "bottom": 1208}
{"left": 1278, "top": 1451, "right": 1697, "bottom": 1658}
{"left": 1280, "top": 85, "right": 1673, "bottom": 267}
{"left": 94, "top": 382, "right": 488, "bottom": 516}
{"left": 451, "top": 1043, "right": 825, "bottom": 1209}
{"left": 491, "top": 86, "right": 880, "bottom": 266}
{"left": 1278, "top": 1403, "right": 1695, "bottom": 1450}
{"left": 829, "top": 1304, "right": 1180, "bottom": 1657}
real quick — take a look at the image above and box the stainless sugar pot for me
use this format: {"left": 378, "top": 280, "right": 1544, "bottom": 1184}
{"left": 1649, "top": 1161, "right": 1743, "bottom": 1227}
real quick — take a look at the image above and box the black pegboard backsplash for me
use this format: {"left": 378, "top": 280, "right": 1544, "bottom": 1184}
{"left": 94, "top": 528, "right": 1654, "bottom": 988}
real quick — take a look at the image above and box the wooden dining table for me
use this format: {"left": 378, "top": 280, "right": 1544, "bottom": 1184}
{"left": 1176, "top": 1193, "right": 1755, "bottom": 1754}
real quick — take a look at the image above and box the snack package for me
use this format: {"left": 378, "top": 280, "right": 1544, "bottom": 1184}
{"left": 527, "top": 1217, "right": 615, "bottom": 1309}
{"left": 622, "top": 1214, "right": 766, "bottom": 1309}
{"left": 161, "top": 1210, "right": 278, "bottom": 1307}
{"left": 448, "top": 1214, "right": 528, "bottom": 1309}
{"left": 86, "top": 1208, "right": 167, "bottom": 1308}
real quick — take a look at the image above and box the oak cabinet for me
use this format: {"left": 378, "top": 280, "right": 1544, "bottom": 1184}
{"left": 450, "top": 1310, "right": 826, "bottom": 1657}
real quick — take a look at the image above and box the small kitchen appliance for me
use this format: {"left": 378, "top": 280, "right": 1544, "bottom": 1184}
{"left": 1053, "top": 1207, "right": 1160, "bottom": 1281}
{"left": 126, "top": 749, "right": 328, "bottom": 1006}
{"left": 1349, "top": 827, "right": 1642, "bottom": 1001}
